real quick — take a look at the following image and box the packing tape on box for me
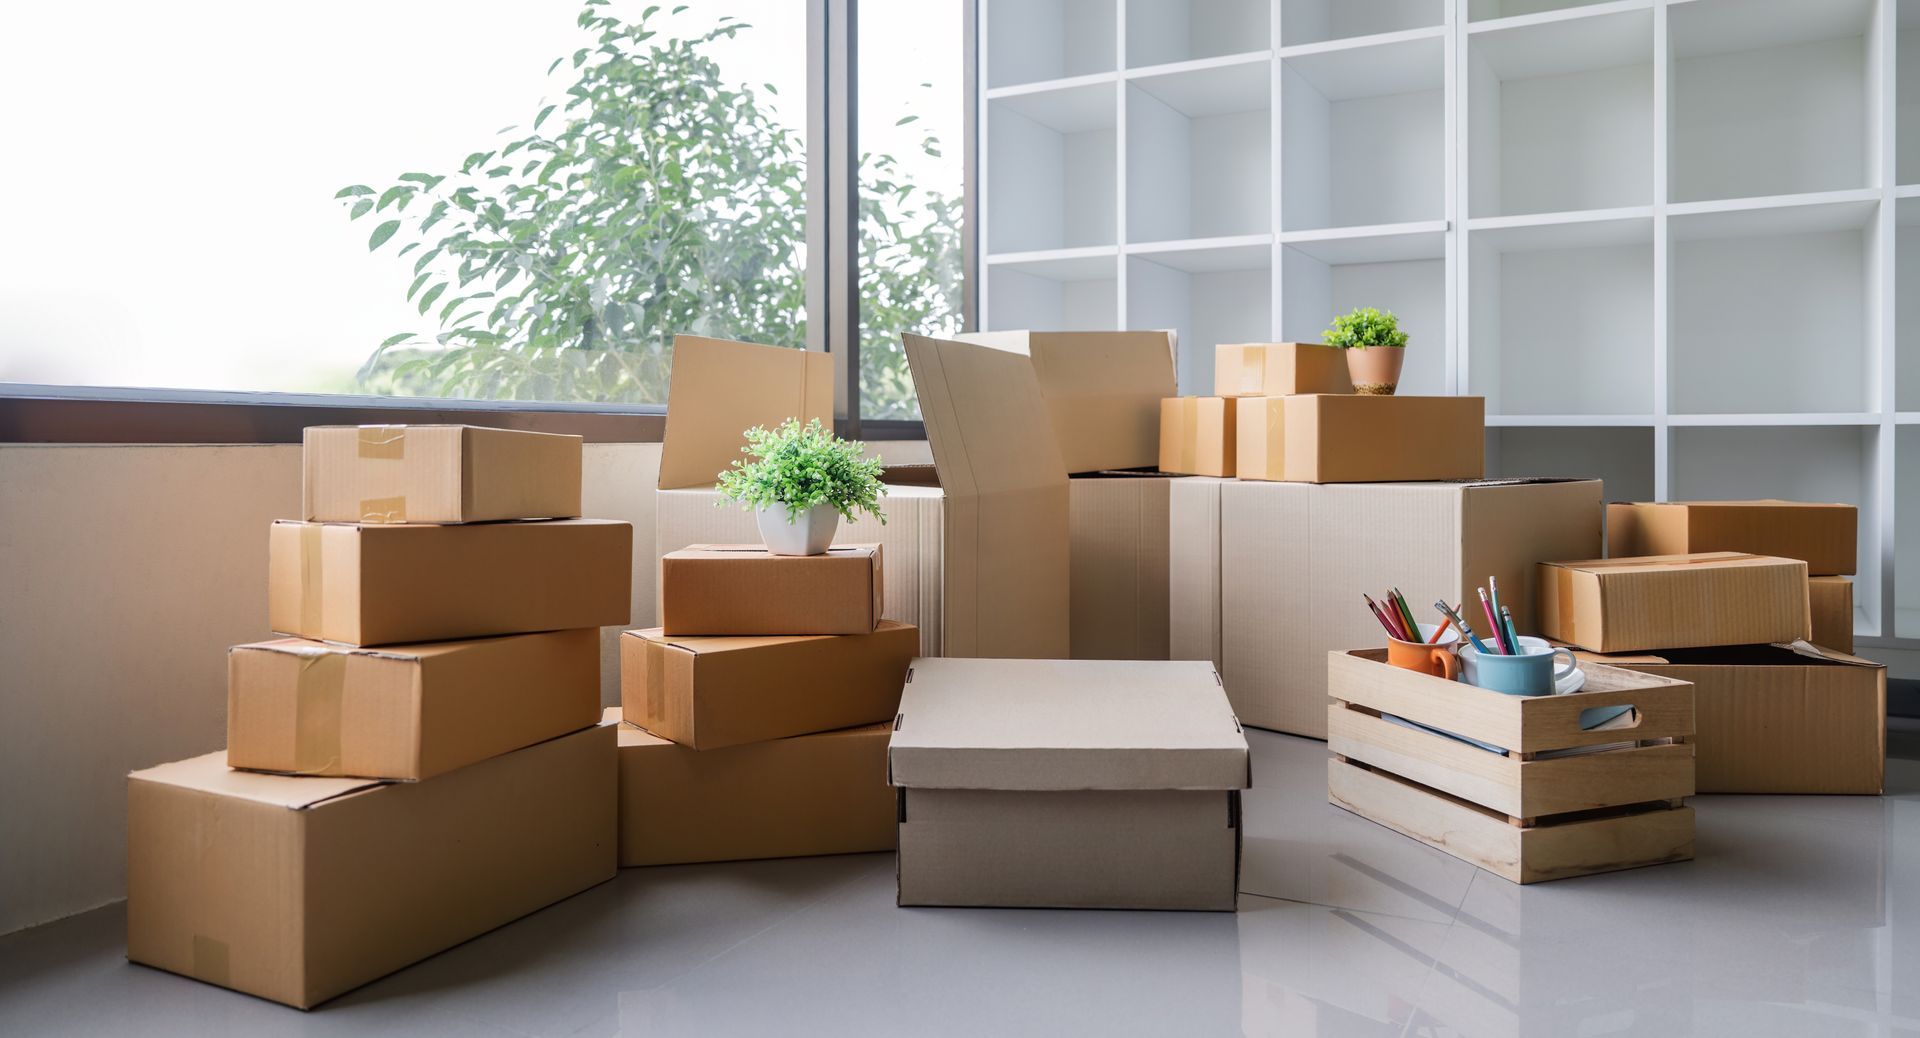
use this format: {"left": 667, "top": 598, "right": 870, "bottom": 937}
{"left": 299, "top": 524, "right": 324, "bottom": 636}
{"left": 1233, "top": 348, "right": 1260, "bottom": 395}
{"left": 359, "top": 495, "right": 407, "bottom": 523}
{"left": 1179, "top": 400, "right": 1200, "bottom": 472}
{"left": 293, "top": 652, "right": 346, "bottom": 774}
{"left": 357, "top": 424, "right": 407, "bottom": 459}
{"left": 191, "top": 934, "right": 231, "bottom": 986}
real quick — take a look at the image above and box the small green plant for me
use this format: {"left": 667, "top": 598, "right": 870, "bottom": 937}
{"left": 1323, "top": 307, "right": 1409, "bottom": 350}
{"left": 716, "top": 418, "right": 888, "bottom": 524}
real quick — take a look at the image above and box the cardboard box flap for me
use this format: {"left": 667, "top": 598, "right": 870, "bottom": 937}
{"left": 1551, "top": 551, "right": 1791, "bottom": 573}
{"left": 888, "top": 658, "right": 1249, "bottom": 791}
{"left": 903, "top": 333, "right": 1067, "bottom": 498}
{"left": 957, "top": 330, "right": 1177, "bottom": 474}
{"left": 631, "top": 619, "right": 914, "bottom": 657}
{"left": 1576, "top": 641, "right": 1884, "bottom": 669}
{"left": 658, "top": 335, "right": 833, "bottom": 490}
{"left": 130, "top": 750, "right": 381, "bottom": 810}
{"left": 231, "top": 637, "right": 426, "bottom": 664}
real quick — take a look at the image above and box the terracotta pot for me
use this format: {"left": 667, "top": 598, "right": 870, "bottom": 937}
{"left": 1345, "top": 346, "right": 1405, "bottom": 395}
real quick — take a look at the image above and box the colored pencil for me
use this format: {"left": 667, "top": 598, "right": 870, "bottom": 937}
{"left": 1436, "top": 600, "right": 1492, "bottom": 655}
{"left": 1487, "top": 576, "right": 1509, "bottom": 648}
{"left": 1479, "top": 587, "right": 1509, "bottom": 654}
{"left": 1364, "top": 594, "right": 1405, "bottom": 640}
{"left": 1390, "top": 588, "right": 1421, "bottom": 641}
{"left": 1501, "top": 605, "right": 1522, "bottom": 654}
{"left": 1427, "top": 613, "right": 1454, "bottom": 644}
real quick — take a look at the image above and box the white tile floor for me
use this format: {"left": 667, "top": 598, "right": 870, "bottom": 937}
{"left": 3, "top": 726, "right": 1917, "bottom": 1037}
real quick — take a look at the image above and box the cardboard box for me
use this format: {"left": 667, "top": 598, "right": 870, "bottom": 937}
{"left": 1810, "top": 575, "right": 1854, "bottom": 653}
{"left": 126, "top": 725, "right": 615, "bottom": 1009}
{"left": 229, "top": 628, "right": 600, "bottom": 781}
{"left": 655, "top": 334, "right": 1068, "bottom": 659}
{"left": 1236, "top": 394, "right": 1484, "bottom": 484}
{"left": 1214, "top": 342, "right": 1352, "bottom": 398}
{"left": 1538, "top": 553, "right": 1812, "bottom": 653}
{"left": 301, "top": 424, "right": 582, "bottom": 524}
{"left": 620, "top": 621, "right": 916, "bottom": 749}
{"left": 958, "top": 330, "right": 1176, "bottom": 474}
{"left": 1568, "top": 644, "right": 1884, "bottom": 794}
{"left": 889, "top": 658, "right": 1249, "bottom": 910}
{"left": 268, "top": 519, "right": 632, "bottom": 646}
{"left": 1069, "top": 472, "right": 1173, "bottom": 660}
{"left": 1606, "top": 500, "right": 1857, "bottom": 576}
{"left": 1171, "top": 477, "right": 1604, "bottom": 737}
{"left": 1159, "top": 397, "right": 1236, "bottom": 477}
{"left": 609, "top": 709, "right": 894, "bottom": 866}
{"left": 659, "top": 544, "right": 882, "bottom": 636}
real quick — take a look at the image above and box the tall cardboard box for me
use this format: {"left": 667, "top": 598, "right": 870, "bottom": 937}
{"left": 1606, "top": 500, "right": 1857, "bottom": 576}
{"left": 889, "top": 659, "right": 1249, "bottom": 911}
{"left": 1538, "top": 553, "right": 1812, "bottom": 653}
{"left": 1810, "top": 575, "right": 1854, "bottom": 652}
{"left": 1171, "top": 477, "right": 1604, "bottom": 737}
{"left": 126, "top": 726, "right": 616, "bottom": 1009}
{"left": 1159, "top": 397, "right": 1236, "bottom": 477}
{"left": 1214, "top": 342, "right": 1352, "bottom": 397}
{"left": 1236, "top": 395, "right": 1484, "bottom": 484}
{"left": 302, "top": 424, "right": 582, "bottom": 524}
{"left": 1069, "top": 472, "right": 1172, "bottom": 660}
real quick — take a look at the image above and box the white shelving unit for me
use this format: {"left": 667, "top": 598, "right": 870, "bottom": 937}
{"left": 978, "top": 0, "right": 1920, "bottom": 649}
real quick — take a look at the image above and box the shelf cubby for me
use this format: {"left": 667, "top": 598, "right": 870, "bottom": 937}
{"left": 1125, "top": 61, "right": 1271, "bottom": 244}
{"left": 1279, "top": 30, "right": 1445, "bottom": 231}
{"left": 1485, "top": 426, "right": 1655, "bottom": 501}
{"left": 986, "top": 0, "right": 1116, "bottom": 89}
{"left": 985, "top": 253, "right": 1120, "bottom": 332}
{"left": 987, "top": 83, "right": 1117, "bottom": 255}
{"left": 1901, "top": 1, "right": 1920, "bottom": 186}
{"left": 1280, "top": 228, "right": 1447, "bottom": 397}
{"left": 1669, "top": 0, "right": 1874, "bottom": 204}
{"left": 1126, "top": 0, "right": 1269, "bottom": 69}
{"left": 1126, "top": 246, "right": 1272, "bottom": 394}
{"left": 1668, "top": 198, "right": 1874, "bottom": 416}
{"left": 1466, "top": 5, "right": 1653, "bottom": 218}
{"left": 1279, "top": 0, "right": 1443, "bottom": 48}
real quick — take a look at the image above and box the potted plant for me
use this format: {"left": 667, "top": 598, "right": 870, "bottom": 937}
{"left": 1324, "top": 306, "right": 1409, "bottom": 395}
{"left": 717, "top": 417, "right": 887, "bottom": 555}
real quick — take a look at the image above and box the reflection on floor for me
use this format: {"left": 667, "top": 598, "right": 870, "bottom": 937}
{"left": 2, "top": 724, "right": 1916, "bottom": 1037}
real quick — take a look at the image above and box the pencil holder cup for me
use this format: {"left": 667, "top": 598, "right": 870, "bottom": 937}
{"left": 1386, "top": 623, "right": 1460, "bottom": 680}
{"left": 1459, "top": 636, "right": 1578, "bottom": 696}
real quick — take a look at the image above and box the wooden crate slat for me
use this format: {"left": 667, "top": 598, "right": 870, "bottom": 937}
{"left": 1513, "top": 805, "right": 1696, "bottom": 884}
{"left": 1517, "top": 743, "right": 1695, "bottom": 817}
{"left": 1326, "top": 649, "right": 1524, "bottom": 748}
{"left": 1329, "top": 704, "right": 1525, "bottom": 817}
{"left": 1329, "top": 757, "right": 1528, "bottom": 883}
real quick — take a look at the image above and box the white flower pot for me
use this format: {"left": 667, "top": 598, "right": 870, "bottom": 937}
{"left": 755, "top": 502, "right": 840, "bottom": 556}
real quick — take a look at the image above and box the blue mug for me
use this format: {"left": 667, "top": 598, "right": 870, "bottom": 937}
{"left": 1458, "top": 636, "right": 1578, "bottom": 697}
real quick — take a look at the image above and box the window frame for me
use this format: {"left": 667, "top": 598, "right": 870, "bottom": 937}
{"left": 0, "top": 0, "right": 976, "bottom": 445}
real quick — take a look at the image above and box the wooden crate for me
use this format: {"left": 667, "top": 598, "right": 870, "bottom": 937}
{"left": 1326, "top": 649, "right": 1696, "bottom": 884}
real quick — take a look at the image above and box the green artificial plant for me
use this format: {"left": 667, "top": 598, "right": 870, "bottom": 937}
{"left": 1323, "top": 307, "right": 1409, "bottom": 350}
{"left": 716, "top": 418, "right": 888, "bottom": 524}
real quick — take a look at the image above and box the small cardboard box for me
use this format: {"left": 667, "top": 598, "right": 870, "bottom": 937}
{"left": 126, "top": 725, "right": 615, "bottom": 1009}
{"left": 1214, "top": 342, "right": 1352, "bottom": 398}
{"left": 1159, "top": 397, "right": 1236, "bottom": 477}
{"left": 1606, "top": 500, "right": 1857, "bottom": 576}
{"left": 1810, "top": 575, "right": 1854, "bottom": 653}
{"left": 1236, "top": 394, "right": 1484, "bottom": 484}
{"left": 1171, "top": 476, "right": 1604, "bottom": 737}
{"left": 620, "top": 621, "right": 916, "bottom": 749}
{"left": 610, "top": 709, "right": 894, "bottom": 867}
{"left": 889, "top": 658, "right": 1249, "bottom": 911}
{"left": 1568, "top": 643, "right": 1884, "bottom": 794}
{"left": 302, "top": 424, "right": 582, "bottom": 524}
{"left": 1538, "top": 553, "right": 1812, "bottom": 653}
{"left": 1069, "top": 472, "right": 1173, "bottom": 660}
{"left": 659, "top": 544, "right": 882, "bottom": 636}
{"left": 958, "top": 330, "right": 1177, "bottom": 474}
{"left": 229, "top": 628, "right": 600, "bottom": 781}
{"left": 268, "top": 519, "right": 632, "bottom": 646}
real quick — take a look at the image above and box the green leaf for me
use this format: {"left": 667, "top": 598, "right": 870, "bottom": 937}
{"left": 377, "top": 186, "right": 411, "bottom": 211}
{"left": 407, "top": 272, "right": 432, "bottom": 301}
{"left": 334, "top": 185, "right": 374, "bottom": 198}
{"left": 349, "top": 199, "right": 373, "bottom": 219}
{"left": 418, "top": 282, "right": 448, "bottom": 315}
{"left": 379, "top": 332, "right": 416, "bottom": 349}
{"left": 534, "top": 104, "right": 557, "bottom": 129}
{"left": 367, "top": 220, "right": 401, "bottom": 251}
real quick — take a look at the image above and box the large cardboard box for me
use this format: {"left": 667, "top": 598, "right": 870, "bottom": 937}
{"left": 1159, "top": 397, "right": 1236, "bottom": 477}
{"left": 654, "top": 334, "right": 1068, "bottom": 659}
{"left": 609, "top": 709, "right": 894, "bottom": 866}
{"left": 268, "top": 518, "right": 632, "bottom": 646}
{"left": 1569, "top": 644, "right": 1884, "bottom": 794}
{"left": 1236, "top": 395, "right": 1484, "bottom": 484}
{"left": 228, "top": 628, "right": 600, "bottom": 781}
{"left": 1069, "top": 472, "right": 1173, "bottom": 660}
{"left": 620, "top": 621, "right": 916, "bottom": 749}
{"left": 1538, "top": 553, "right": 1812, "bottom": 653}
{"left": 659, "top": 544, "right": 882, "bottom": 636}
{"left": 1810, "top": 575, "right": 1855, "bottom": 653}
{"left": 1214, "top": 342, "right": 1352, "bottom": 397}
{"left": 889, "top": 658, "right": 1249, "bottom": 911}
{"left": 1606, "top": 500, "right": 1857, "bottom": 576}
{"left": 957, "top": 330, "right": 1176, "bottom": 474}
{"left": 126, "top": 726, "right": 616, "bottom": 1009}
{"left": 301, "top": 424, "right": 582, "bottom": 524}
{"left": 1171, "top": 477, "right": 1604, "bottom": 737}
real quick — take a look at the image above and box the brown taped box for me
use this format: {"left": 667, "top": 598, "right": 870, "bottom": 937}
{"left": 1069, "top": 472, "right": 1174, "bottom": 660}
{"left": 620, "top": 621, "right": 916, "bottom": 749}
{"left": 957, "top": 330, "right": 1176, "bottom": 474}
{"left": 655, "top": 334, "right": 1069, "bottom": 659}
{"left": 1159, "top": 397, "right": 1237, "bottom": 477}
{"left": 1214, "top": 342, "right": 1352, "bottom": 397}
{"left": 610, "top": 709, "right": 894, "bottom": 867}
{"left": 1236, "top": 394, "right": 1484, "bottom": 483}
{"left": 1569, "top": 643, "right": 1884, "bottom": 794}
{"left": 302, "top": 424, "right": 582, "bottom": 525}
{"left": 1606, "top": 500, "right": 1857, "bottom": 576}
{"left": 1810, "top": 575, "right": 1854, "bottom": 653}
{"left": 1170, "top": 476, "right": 1604, "bottom": 737}
{"left": 889, "top": 658, "right": 1248, "bottom": 911}
{"left": 228, "top": 629, "right": 600, "bottom": 781}
{"left": 660, "top": 544, "right": 882, "bottom": 636}
{"left": 1538, "top": 553, "right": 1812, "bottom": 653}
{"left": 126, "top": 725, "right": 616, "bottom": 1009}
{"left": 267, "top": 519, "right": 632, "bottom": 646}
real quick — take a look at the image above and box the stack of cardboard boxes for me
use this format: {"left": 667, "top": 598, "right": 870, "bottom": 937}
{"left": 126, "top": 425, "right": 633, "bottom": 1009}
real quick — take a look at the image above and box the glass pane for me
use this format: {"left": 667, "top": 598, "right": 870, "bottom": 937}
{"left": 0, "top": 2, "right": 807, "bottom": 404}
{"left": 858, "top": 1, "right": 966, "bottom": 420}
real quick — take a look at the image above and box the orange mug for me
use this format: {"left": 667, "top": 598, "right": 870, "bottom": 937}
{"left": 1387, "top": 622, "right": 1460, "bottom": 680}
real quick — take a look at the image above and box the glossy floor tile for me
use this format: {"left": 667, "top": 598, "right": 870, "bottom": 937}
{"left": 3, "top": 726, "right": 1917, "bottom": 1036}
